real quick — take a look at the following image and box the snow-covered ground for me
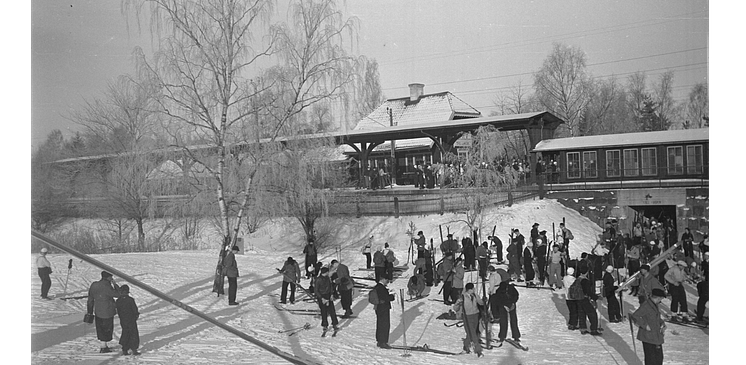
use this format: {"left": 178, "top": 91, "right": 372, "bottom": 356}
{"left": 29, "top": 199, "right": 709, "bottom": 364}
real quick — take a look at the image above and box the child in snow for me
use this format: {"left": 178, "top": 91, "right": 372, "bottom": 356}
{"left": 115, "top": 285, "right": 140, "bottom": 355}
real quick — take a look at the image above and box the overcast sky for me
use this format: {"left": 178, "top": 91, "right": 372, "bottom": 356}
{"left": 29, "top": 0, "right": 710, "bottom": 149}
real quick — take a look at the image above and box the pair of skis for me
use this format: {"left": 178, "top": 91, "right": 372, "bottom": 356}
{"left": 321, "top": 327, "right": 340, "bottom": 337}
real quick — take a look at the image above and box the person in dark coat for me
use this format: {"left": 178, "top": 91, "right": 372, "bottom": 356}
{"left": 303, "top": 240, "right": 318, "bottom": 278}
{"left": 530, "top": 223, "right": 540, "bottom": 246}
{"left": 494, "top": 274, "right": 521, "bottom": 343}
{"left": 489, "top": 235, "right": 503, "bottom": 263}
{"left": 314, "top": 267, "right": 339, "bottom": 332}
{"left": 695, "top": 277, "right": 709, "bottom": 323}
{"left": 680, "top": 228, "right": 695, "bottom": 258}
{"left": 507, "top": 234, "right": 522, "bottom": 282}
{"left": 630, "top": 288, "right": 667, "bottom": 365}
{"left": 115, "top": 285, "right": 140, "bottom": 355}
{"left": 87, "top": 271, "right": 121, "bottom": 353}
{"left": 331, "top": 259, "right": 354, "bottom": 317}
{"left": 602, "top": 265, "right": 622, "bottom": 323}
{"left": 462, "top": 237, "right": 476, "bottom": 271}
{"left": 373, "top": 276, "right": 395, "bottom": 348}
{"left": 279, "top": 256, "right": 301, "bottom": 304}
{"left": 576, "top": 268, "right": 602, "bottom": 336}
{"left": 222, "top": 245, "right": 240, "bottom": 305}
{"left": 476, "top": 242, "right": 490, "bottom": 280}
{"left": 512, "top": 229, "right": 525, "bottom": 264}
{"left": 523, "top": 242, "right": 535, "bottom": 284}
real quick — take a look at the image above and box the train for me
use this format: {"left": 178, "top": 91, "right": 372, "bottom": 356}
{"left": 531, "top": 128, "right": 708, "bottom": 186}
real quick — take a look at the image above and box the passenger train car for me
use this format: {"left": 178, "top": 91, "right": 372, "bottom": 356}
{"left": 531, "top": 128, "right": 708, "bottom": 185}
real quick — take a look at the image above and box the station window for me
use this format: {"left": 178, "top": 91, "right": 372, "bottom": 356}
{"left": 667, "top": 146, "right": 684, "bottom": 174}
{"left": 606, "top": 150, "right": 621, "bottom": 177}
{"left": 686, "top": 145, "right": 704, "bottom": 174}
{"left": 641, "top": 147, "right": 657, "bottom": 176}
{"left": 582, "top": 151, "right": 597, "bottom": 178}
{"left": 567, "top": 152, "right": 581, "bottom": 179}
{"left": 623, "top": 149, "right": 639, "bottom": 176}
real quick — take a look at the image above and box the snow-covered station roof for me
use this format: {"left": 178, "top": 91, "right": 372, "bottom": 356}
{"left": 532, "top": 128, "right": 709, "bottom": 152}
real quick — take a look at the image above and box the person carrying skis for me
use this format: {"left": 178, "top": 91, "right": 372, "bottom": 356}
{"left": 314, "top": 267, "right": 339, "bottom": 333}
{"left": 87, "top": 271, "right": 121, "bottom": 353}
{"left": 494, "top": 273, "right": 521, "bottom": 345}
{"left": 637, "top": 264, "right": 663, "bottom": 305}
{"left": 602, "top": 265, "right": 622, "bottom": 323}
{"left": 630, "top": 288, "right": 667, "bottom": 365}
{"left": 279, "top": 257, "right": 301, "bottom": 304}
{"left": 115, "top": 285, "right": 140, "bottom": 356}
{"left": 303, "top": 239, "right": 318, "bottom": 279}
{"left": 36, "top": 247, "right": 53, "bottom": 300}
{"left": 457, "top": 283, "right": 485, "bottom": 358}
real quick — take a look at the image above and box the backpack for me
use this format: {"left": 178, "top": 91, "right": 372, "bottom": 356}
{"left": 373, "top": 251, "right": 385, "bottom": 265}
{"left": 567, "top": 277, "right": 586, "bottom": 300}
{"left": 315, "top": 276, "right": 331, "bottom": 296}
{"left": 495, "top": 283, "right": 519, "bottom": 306}
{"left": 368, "top": 288, "right": 379, "bottom": 306}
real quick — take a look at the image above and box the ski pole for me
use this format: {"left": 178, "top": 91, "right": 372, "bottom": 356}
{"left": 400, "top": 288, "right": 411, "bottom": 357}
{"left": 279, "top": 322, "right": 311, "bottom": 333}
{"left": 62, "top": 259, "right": 73, "bottom": 298}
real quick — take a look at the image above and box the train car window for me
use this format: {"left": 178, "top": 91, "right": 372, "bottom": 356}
{"left": 582, "top": 151, "right": 597, "bottom": 178}
{"left": 623, "top": 149, "right": 639, "bottom": 176}
{"left": 641, "top": 148, "right": 658, "bottom": 176}
{"left": 667, "top": 146, "right": 684, "bottom": 174}
{"left": 686, "top": 145, "right": 704, "bottom": 174}
{"left": 606, "top": 150, "right": 621, "bottom": 177}
{"left": 567, "top": 152, "right": 581, "bottom": 179}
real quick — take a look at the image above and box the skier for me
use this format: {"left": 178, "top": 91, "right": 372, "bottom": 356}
{"left": 86, "top": 271, "right": 121, "bottom": 353}
{"left": 361, "top": 236, "right": 373, "bottom": 269}
{"left": 458, "top": 283, "right": 485, "bottom": 358}
{"left": 115, "top": 285, "right": 140, "bottom": 356}
{"left": 637, "top": 264, "right": 663, "bottom": 305}
{"left": 373, "top": 247, "right": 386, "bottom": 282}
{"left": 222, "top": 245, "right": 241, "bottom": 306}
{"left": 630, "top": 288, "right": 667, "bottom": 365}
{"left": 488, "top": 235, "right": 503, "bottom": 263}
{"left": 476, "top": 241, "right": 490, "bottom": 280}
{"left": 494, "top": 273, "right": 521, "bottom": 344}
{"left": 383, "top": 242, "right": 397, "bottom": 280}
{"left": 373, "top": 276, "right": 395, "bottom": 348}
{"left": 303, "top": 239, "right": 318, "bottom": 279}
{"left": 695, "top": 277, "right": 708, "bottom": 323}
{"left": 36, "top": 247, "right": 53, "bottom": 300}
{"left": 547, "top": 244, "right": 565, "bottom": 289}
{"left": 314, "top": 267, "right": 339, "bottom": 334}
{"left": 414, "top": 231, "right": 427, "bottom": 272}
{"left": 523, "top": 241, "right": 536, "bottom": 285}
{"left": 576, "top": 267, "right": 602, "bottom": 336}
{"left": 331, "top": 260, "right": 354, "bottom": 317}
{"left": 279, "top": 257, "right": 301, "bottom": 304}
{"left": 602, "top": 265, "right": 622, "bottom": 323}
{"left": 562, "top": 267, "right": 580, "bottom": 330}
{"left": 664, "top": 260, "right": 690, "bottom": 322}
{"left": 448, "top": 257, "right": 465, "bottom": 305}
{"left": 558, "top": 222, "right": 574, "bottom": 258}
{"left": 535, "top": 238, "right": 548, "bottom": 286}
{"left": 437, "top": 252, "right": 455, "bottom": 304}
{"left": 512, "top": 229, "right": 526, "bottom": 269}
{"left": 506, "top": 233, "right": 522, "bottom": 282}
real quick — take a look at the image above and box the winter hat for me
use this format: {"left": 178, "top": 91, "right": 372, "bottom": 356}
{"left": 320, "top": 267, "right": 329, "bottom": 274}
{"left": 676, "top": 260, "right": 687, "bottom": 267}
{"left": 101, "top": 271, "right": 113, "bottom": 279}
{"left": 651, "top": 288, "right": 666, "bottom": 298}
{"left": 640, "top": 264, "right": 651, "bottom": 271}
{"left": 120, "top": 285, "right": 130, "bottom": 293}
{"left": 488, "top": 265, "right": 496, "bottom": 272}
{"left": 533, "top": 223, "right": 540, "bottom": 227}
{"left": 384, "top": 242, "right": 390, "bottom": 248}
{"left": 649, "top": 240, "right": 657, "bottom": 245}
{"left": 496, "top": 268, "right": 510, "bottom": 282}
{"left": 465, "top": 282, "right": 475, "bottom": 291}
{"left": 566, "top": 267, "right": 575, "bottom": 275}
{"left": 537, "top": 239, "right": 543, "bottom": 244}
{"left": 40, "top": 248, "right": 48, "bottom": 253}
{"left": 606, "top": 265, "right": 614, "bottom": 273}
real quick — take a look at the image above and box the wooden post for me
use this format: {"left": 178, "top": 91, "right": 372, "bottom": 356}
{"left": 394, "top": 197, "right": 400, "bottom": 218}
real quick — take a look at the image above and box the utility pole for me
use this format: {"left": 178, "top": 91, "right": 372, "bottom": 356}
{"left": 388, "top": 107, "right": 396, "bottom": 186}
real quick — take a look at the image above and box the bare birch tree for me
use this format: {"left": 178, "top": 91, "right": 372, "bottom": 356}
{"left": 123, "top": 0, "right": 359, "bottom": 294}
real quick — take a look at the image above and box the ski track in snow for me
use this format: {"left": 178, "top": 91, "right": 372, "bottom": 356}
{"left": 31, "top": 199, "right": 708, "bottom": 364}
